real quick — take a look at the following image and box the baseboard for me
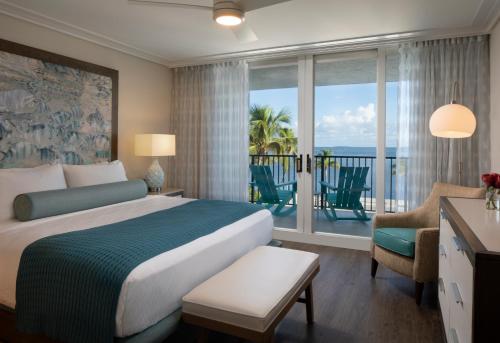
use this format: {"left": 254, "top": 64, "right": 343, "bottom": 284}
{"left": 272, "top": 229, "right": 371, "bottom": 251}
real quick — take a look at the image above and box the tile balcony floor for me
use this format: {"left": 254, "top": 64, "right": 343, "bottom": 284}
{"left": 273, "top": 208, "right": 373, "bottom": 237}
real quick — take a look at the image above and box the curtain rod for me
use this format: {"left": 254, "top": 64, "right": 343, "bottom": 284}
{"left": 169, "top": 28, "right": 488, "bottom": 68}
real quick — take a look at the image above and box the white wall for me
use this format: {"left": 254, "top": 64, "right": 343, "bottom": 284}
{"left": 0, "top": 14, "right": 173, "bottom": 185}
{"left": 491, "top": 20, "right": 500, "bottom": 171}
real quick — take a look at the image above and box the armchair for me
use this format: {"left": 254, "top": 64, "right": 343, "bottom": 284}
{"left": 371, "top": 182, "right": 484, "bottom": 305}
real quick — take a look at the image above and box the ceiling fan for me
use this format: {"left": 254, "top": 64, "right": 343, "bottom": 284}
{"left": 128, "top": 0, "right": 291, "bottom": 42}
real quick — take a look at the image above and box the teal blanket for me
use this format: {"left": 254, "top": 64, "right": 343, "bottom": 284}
{"left": 16, "top": 200, "right": 263, "bottom": 343}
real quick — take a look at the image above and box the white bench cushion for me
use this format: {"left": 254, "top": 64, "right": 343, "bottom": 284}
{"left": 182, "top": 246, "right": 319, "bottom": 332}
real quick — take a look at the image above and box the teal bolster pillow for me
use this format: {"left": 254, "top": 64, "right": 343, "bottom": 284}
{"left": 14, "top": 180, "right": 148, "bottom": 221}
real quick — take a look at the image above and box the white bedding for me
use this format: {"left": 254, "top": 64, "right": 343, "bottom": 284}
{"left": 0, "top": 196, "right": 273, "bottom": 337}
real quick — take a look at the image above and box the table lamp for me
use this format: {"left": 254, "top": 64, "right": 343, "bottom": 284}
{"left": 135, "top": 134, "right": 175, "bottom": 192}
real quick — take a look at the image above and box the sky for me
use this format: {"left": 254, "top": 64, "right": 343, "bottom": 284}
{"left": 249, "top": 82, "right": 398, "bottom": 148}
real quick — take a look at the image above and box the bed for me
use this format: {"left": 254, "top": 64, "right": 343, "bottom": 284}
{"left": 0, "top": 194, "right": 273, "bottom": 341}
{"left": 0, "top": 40, "right": 273, "bottom": 341}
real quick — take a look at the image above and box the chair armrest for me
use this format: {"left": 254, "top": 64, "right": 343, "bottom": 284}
{"left": 320, "top": 183, "right": 370, "bottom": 192}
{"left": 351, "top": 187, "right": 371, "bottom": 192}
{"left": 319, "top": 181, "right": 338, "bottom": 191}
{"left": 372, "top": 209, "right": 423, "bottom": 229}
{"left": 413, "top": 227, "right": 439, "bottom": 282}
{"left": 276, "top": 180, "right": 296, "bottom": 187}
{"left": 277, "top": 180, "right": 297, "bottom": 192}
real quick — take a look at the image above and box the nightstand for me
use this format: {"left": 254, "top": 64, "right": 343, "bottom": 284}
{"left": 148, "top": 188, "right": 184, "bottom": 197}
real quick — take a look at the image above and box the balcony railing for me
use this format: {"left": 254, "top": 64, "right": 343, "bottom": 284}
{"left": 249, "top": 154, "right": 403, "bottom": 213}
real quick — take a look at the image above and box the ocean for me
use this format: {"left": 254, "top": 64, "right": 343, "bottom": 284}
{"left": 315, "top": 146, "right": 397, "bottom": 157}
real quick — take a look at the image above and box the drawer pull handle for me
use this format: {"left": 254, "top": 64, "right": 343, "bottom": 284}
{"left": 438, "top": 277, "right": 445, "bottom": 293}
{"left": 450, "top": 282, "right": 463, "bottom": 305}
{"left": 452, "top": 236, "right": 462, "bottom": 252}
{"left": 450, "top": 328, "right": 459, "bottom": 343}
{"left": 439, "top": 244, "right": 447, "bottom": 258}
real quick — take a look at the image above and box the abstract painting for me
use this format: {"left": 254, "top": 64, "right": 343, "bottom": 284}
{"left": 0, "top": 39, "right": 118, "bottom": 168}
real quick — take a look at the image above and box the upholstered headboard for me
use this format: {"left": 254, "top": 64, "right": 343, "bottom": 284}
{"left": 0, "top": 39, "right": 118, "bottom": 168}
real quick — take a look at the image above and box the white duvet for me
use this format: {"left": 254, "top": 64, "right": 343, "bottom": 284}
{"left": 0, "top": 196, "right": 273, "bottom": 337}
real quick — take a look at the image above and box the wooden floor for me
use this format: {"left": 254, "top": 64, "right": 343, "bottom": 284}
{"left": 168, "top": 242, "right": 444, "bottom": 343}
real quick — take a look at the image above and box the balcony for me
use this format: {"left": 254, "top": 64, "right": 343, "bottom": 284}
{"left": 249, "top": 154, "right": 403, "bottom": 237}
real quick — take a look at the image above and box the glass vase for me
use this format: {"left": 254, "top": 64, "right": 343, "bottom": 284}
{"left": 486, "top": 188, "right": 498, "bottom": 210}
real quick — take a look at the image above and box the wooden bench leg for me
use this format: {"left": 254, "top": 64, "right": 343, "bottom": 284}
{"left": 262, "top": 330, "right": 275, "bottom": 343}
{"left": 197, "top": 327, "right": 209, "bottom": 343}
{"left": 305, "top": 283, "right": 314, "bottom": 324}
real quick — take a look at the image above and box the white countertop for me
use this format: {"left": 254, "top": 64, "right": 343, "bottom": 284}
{"left": 449, "top": 197, "right": 500, "bottom": 252}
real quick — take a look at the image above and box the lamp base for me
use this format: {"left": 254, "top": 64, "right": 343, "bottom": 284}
{"left": 145, "top": 158, "right": 164, "bottom": 192}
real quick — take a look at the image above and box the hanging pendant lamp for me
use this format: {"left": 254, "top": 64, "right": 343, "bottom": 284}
{"left": 429, "top": 82, "right": 476, "bottom": 138}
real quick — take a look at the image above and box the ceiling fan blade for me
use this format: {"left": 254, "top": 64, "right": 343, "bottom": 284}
{"left": 238, "top": 0, "right": 291, "bottom": 12}
{"left": 127, "top": 0, "right": 213, "bottom": 11}
{"left": 231, "top": 22, "right": 258, "bottom": 42}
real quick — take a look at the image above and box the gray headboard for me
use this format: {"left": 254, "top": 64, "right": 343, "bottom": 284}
{"left": 0, "top": 39, "right": 118, "bottom": 168}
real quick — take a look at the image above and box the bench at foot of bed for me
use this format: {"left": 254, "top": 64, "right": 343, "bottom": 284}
{"left": 182, "top": 246, "right": 320, "bottom": 343}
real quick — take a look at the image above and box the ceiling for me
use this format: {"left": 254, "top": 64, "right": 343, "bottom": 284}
{"left": 0, "top": 0, "right": 499, "bottom": 66}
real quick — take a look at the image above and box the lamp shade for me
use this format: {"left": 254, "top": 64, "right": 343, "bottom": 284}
{"left": 429, "top": 104, "right": 476, "bottom": 138}
{"left": 135, "top": 134, "right": 175, "bottom": 157}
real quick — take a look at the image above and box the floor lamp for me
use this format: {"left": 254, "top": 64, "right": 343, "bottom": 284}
{"left": 429, "top": 82, "right": 476, "bottom": 184}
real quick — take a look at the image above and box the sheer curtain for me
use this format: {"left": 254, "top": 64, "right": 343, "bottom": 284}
{"left": 396, "top": 35, "right": 490, "bottom": 210}
{"left": 169, "top": 61, "right": 249, "bottom": 201}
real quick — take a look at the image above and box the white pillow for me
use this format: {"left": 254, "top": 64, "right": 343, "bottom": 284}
{"left": 0, "top": 164, "right": 67, "bottom": 222}
{"left": 63, "top": 160, "right": 128, "bottom": 188}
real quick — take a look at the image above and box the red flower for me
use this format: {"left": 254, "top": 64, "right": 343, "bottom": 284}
{"left": 495, "top": 174, "right": 500, "bottom": 189}
{"left": 482, "top": 173, "right": 498, "bottom": 188}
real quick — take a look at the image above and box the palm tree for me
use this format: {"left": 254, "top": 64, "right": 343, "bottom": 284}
{"left": 316, "top": 149, "right": 339, "bottom": 181}
{"left": 315, "top": 149, "right": 337, "bottom": 166}
{"left": 277, "top": 128, "right": 297, "bottom": 155}
{"left": 249, "top": 104, "right": 296, "bottom": 155}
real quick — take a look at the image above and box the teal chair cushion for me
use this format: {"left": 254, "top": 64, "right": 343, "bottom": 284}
{"left": 374, "top": 228, "right": 417, "bottom": 258}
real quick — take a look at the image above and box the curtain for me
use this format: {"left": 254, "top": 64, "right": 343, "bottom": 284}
{"left": 396, "top": 35, "right": 490, "bottom": 210}
{"left": 169, "top": 61, "right": 249, "bottom": 201}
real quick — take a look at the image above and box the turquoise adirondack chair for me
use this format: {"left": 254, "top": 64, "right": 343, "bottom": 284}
{"left": 249, "top": 165, "right": 297, "bottom": 216}
{"left": 320, "top": 166, "right": 371, "bottom": 221}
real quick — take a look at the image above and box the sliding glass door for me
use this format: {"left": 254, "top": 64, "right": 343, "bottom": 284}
{"left": 248, "top": 60, "right": 300, "bottom": 230}
{"left": 248, "top": 49, "right": 403, "bottom": 249}
{"left": 312, "top": 52, "right": 377, "bottom": 238}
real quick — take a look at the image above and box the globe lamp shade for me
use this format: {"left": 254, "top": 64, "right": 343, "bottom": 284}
{"left": 429, "top": 103, "right": 476, "bottom": 138}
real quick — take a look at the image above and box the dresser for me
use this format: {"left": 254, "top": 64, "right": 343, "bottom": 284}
{"left": 439, "top": 197, "right": 500, "bottom": 343}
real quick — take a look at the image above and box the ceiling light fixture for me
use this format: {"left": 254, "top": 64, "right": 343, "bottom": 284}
{"left": 213, "top": 1, "right": 244, "bottom": 26}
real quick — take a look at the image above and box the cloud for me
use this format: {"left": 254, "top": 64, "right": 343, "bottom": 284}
{"left": 315, "top": 103, "right": 376, "bottom": 146}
